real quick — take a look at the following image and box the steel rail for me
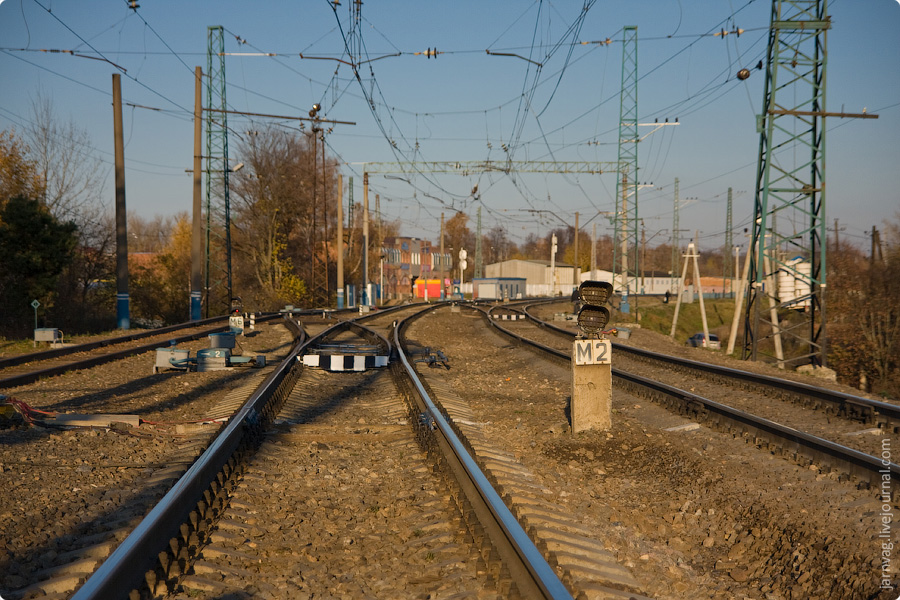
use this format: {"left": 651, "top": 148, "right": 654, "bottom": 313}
{"left": 71, "top": 317, "right": 308, "bottom": 599}
{"left": 519, "top": 303, "right": 900, "bottom": 431}
{"left": 72, "top": 311, "right": 404, "bottom": 599}
{"left": 72, "top": 302, "right": 564, "bottom": 599}
{"left": 0, "top": 314, "right": 235, "bottom": 369}
{"left": 2, "top": 304, "right": 360, "bottom": 371}
{"left": 394, "top": 305, "right": 574, "bottom": 600}
{"left": 0, "top": 314, "right": 284, "bottom": 389}
{"left": 481, "top": 305, "right": 900, "bottom": 495}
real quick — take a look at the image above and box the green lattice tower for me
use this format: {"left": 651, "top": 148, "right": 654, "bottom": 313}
{"left": 743, "top": 0, "right": 829, "bottom": 367}
{"left": 723, "top": 187, "right": 733, "bottom": 294}
{"left": 614, "top": 26, "right": 639, "bottom": 308}
{"left": 205, "top": 25, "right": 231, "bottom": 316}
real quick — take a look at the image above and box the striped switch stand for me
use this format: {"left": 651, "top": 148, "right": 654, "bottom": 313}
{"left": 301, "top": 354, "right": 389, "bottom": 372}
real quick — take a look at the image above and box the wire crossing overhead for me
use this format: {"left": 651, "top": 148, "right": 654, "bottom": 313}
{"left": 358, "top": 160, "right": 623, "bottom": 175}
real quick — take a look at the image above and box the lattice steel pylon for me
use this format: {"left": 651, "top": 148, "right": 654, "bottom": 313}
{"left": 614, "top": 26, "right": 639, "bottom": 311}
{"left": 205, "top": 25, "right": 232, "bottom": 317}
{"left": 743, "top": 1, "right": 829, "bottom": 367}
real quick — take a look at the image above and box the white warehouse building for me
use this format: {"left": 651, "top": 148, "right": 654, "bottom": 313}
{"left": 485, "top": 259, "right": 577, "bottom": 297}
{"left": 485, "top": 260, "right": 683, "bottom": 297}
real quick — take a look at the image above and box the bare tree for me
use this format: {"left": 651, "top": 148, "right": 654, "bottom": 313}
{"left": 484, "top": 225, "right": 516, "bottom": 265}
{"left": 230, "top": 126, "right": 318, "bottom": 307}
{"left": 53, "top": 205, "right": 117, "bottom": 331}
{"left": 26, "top": 90, "right": 106, "bottom": 221}
{"left": 129, "top": 214, "right": 176, "bottom": 253}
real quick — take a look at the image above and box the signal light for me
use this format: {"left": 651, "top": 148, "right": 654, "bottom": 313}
{"left": 576, "top": 281, "right": 613, "bottom": 337}
{"left": 577, "top": 305, "right": 610, "bottom": 335}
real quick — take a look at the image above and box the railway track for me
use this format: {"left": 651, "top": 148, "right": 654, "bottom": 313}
{"left": 523, "top": 302, "right": 900, "bottom": 433}
{"left": 0, "top": 318, "right": 300, "bottom": 599}
{"left": 4, "top": 299, "right": 892, "bottom": 599}
{"left": 65, "top": 303, "right": 593, "bottom": 599}
{"left": 485, "top": 302, "right": 900, "bottom": 496}
{"left": 0, "top": 314, "right": 285, "bottom": 389}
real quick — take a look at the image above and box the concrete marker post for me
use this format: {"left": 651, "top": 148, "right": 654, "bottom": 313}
{"left": 571, "top": 280, "right": 615, "bottom": 433}
{"left": 571, "top": 337, "right": 612, "bottom": 432}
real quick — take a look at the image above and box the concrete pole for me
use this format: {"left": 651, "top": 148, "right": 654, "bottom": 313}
{"left": 620, "top": 173, "right": 629, "bottom": 290}
{"left": 440, "top": 213, "right": 445, "bottom": 300}
{"left": 573, "top": 212, "right": 579, "bottom": 287}
{"left": 763, "top": 252, "right": 785, "bottom": 368}
{"left": 337, "top": 173, "right": 344, "bottom": 309}
{"left": 375, "top": 193, "right": 381, "bottom": 303}
{"left": 733, "top": 246, "right": 739, "bottom": 298}
{"left": 321, "top": 134, "right": 328, "bottom": 301}
{"left": 112, "top": 74, "right": 129, "bottom": 330}
{"left": 550, "top": 234, "right": 557, "bottom": 296}
{"left": 591, "top": 223, "right": 596, "bottom": 280}
{"left": 640, "top": 224, "right": 646, "bottom": 293}
{"left": 727, "top": 245, "right": 752, "bottom": 355}
{"left": 669, "top": 243, "right": 691, "bottom": 338}
{"left": 692, "top": 234, "right": 710, "bottom": 346}
{"left": 363, "top": 172, "right": 369, "bottom": 305}
{"left": 190, "top": 66, "right": 203, "bottom": 321}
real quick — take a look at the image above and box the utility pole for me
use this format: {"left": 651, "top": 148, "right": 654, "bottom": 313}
{"left": 590, "top": 223, "right": 597, "bottom": 280}
{"left": 190, "top": 66, "right": 203, "bottom": 321}
{"left": 671, "top": 177, "right": 680, "bottom": 293}
{"left": 619, "top": 173, "right": 630, "bottom": 312}
{"left": 337, "top": 173, "right": 344, "bottom": 309}
{"left": 573, "top": 212, "right": 580, "bottom": 287}
{"left": 348, "top": 177, "right": 354, "bottom": 256}
{"left": 640, "top": 224, "right": 646, "bottom": 294}
{"left": 363, "top": 172, "right": 369, "bottom": 306}
{"left": 723, "top": 187, "right": 733, "bottom": 297}
{"left": 550, "top": 233, "right": 558, "bottom": 296}
{"left": 871, "top": 226, "right": 882, "bottom": 265}
{"left": 474, "top": 206, "right": 483, "bottom": 279}
{"left": 112, "top": 73, "right": 129, "bottom": 330}
{"left": 440, "top": 213, "right": 445, "bottom": 299}
{"left": 320, "top": 127, "right": 329, "bottom": 304}
{"left": 375, "top": 194, "right": 381, "bottom": 244}
{"left": 375, "top": 193, "right": 382, "bottom": 303}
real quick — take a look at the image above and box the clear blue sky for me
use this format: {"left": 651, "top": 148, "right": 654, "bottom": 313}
{"left": 1, "top": 0, "right": 897, "bottom": 255}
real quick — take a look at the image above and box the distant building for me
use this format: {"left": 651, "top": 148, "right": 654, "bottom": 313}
{"left": 471, "top": 277, "right": 526, "bottom": 300}
{"left": 580, "top": 269, "right": 683, "bottom": 296}
{"left": 485, "top": 259, "right": 576, "bottom": 297}
{"left": 381, "top": 236, "right": 451, "bottom": 301}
